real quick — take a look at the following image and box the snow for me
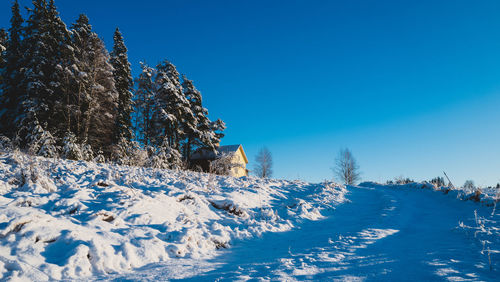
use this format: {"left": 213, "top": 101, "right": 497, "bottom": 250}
{"left": 143, "top": 185, "right": 497, "bottom": 281}
{"left": 359, "top": 181, "right": 499, "bottom": 206}
{"left": 1, "top": 151, "right": 498, "bottom": 281}
{"left": 0, "top": 151, "right": 346, "bottom": 280}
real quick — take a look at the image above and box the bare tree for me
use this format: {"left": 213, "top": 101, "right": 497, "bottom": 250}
{"left": 254, "top": 147, "right": 273, "bottom": 178}
{"left": 333, "top": 148, "right": 360, "bottom": 185}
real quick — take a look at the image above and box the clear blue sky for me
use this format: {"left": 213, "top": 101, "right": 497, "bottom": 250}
{"left": 2, "top": 0, "right": 500, "bottom": 186}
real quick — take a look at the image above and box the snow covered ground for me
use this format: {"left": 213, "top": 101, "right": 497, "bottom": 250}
{"left": 1, "top": 151, "right": 498, "bottom": 281}
{"left": 135, "top": 183, "right": 496, "bottom": 281}
{"left": 0, "top": 151, "right": 347, "bottom": 281}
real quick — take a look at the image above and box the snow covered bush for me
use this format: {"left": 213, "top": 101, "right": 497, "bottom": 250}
{"left": 209, "top": 152, "right": 243, "bottom": 175}
{"left": 146, "top": 138, "right": 182, "bottom": 170}
{"left": 61, "top": 132, "right": 94, "bottom": 161}
{"left": 28, "top": 122, "right": 59, "bottom": 158}
{"left": 93, "top": 150, "right": 106, "bottom": 163}
{"left": 0, "top": 135, "right": 13, "bottom": 151}
{"left": 112, "top": 138, "right": 148, "bottom": 167}
{"left": 463, "top": 180, "right": 476, "bottom": 193}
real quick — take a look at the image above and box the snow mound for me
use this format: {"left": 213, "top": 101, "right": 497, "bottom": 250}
{"left": 359, "top": 181, "right": 499, "bottom": 206}
{"left": 0, "top": 151, "right": 347, "bottom": 280}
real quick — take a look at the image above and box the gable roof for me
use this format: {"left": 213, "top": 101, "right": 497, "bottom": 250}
{"left": 218, "top": 145, "right": 241, "bottom": 154}
{"left": 191, "top": 144, "right": 248, "bottom": 164}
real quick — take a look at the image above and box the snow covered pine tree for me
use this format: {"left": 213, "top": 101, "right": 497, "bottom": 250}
{"left": 110, "top": 28, "right": 134, "bottom": 143}
{"left": 0, "top": 0, "right": 23, "bottom": 139}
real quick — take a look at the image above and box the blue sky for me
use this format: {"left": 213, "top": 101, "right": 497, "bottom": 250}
{"left": 2, "top": 0, "right": 500, "bottom": 186}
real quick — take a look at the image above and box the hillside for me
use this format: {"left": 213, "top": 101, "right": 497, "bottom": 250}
{"left": 109, "top": 181, "right": 499, "bottom": 281}
{"left": 0, "top": 151, "right": 346, "bottom": 280}
{"left": 1, "top": 151, "right": 499, "bottom": 281}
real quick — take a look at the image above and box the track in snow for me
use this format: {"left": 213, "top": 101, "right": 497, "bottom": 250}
{"left": 118, "top": 185, "right": 498, "bottom": 281}
{"left": 178, "top": 186, "right": 497, "bottom": 281}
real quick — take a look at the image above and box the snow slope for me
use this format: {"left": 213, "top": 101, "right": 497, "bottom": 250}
{"left": 0, "top": 151, "right": 347, "bottom": 281}
{"left": 1, "top": 150, "right": 498, "bottom": 281}
{"left": 126, "top": 183, "right": 496, "bottom": 281}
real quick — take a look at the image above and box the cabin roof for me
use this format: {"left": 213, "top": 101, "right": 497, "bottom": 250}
{"left": 218, "top": 145, "right": 241, "bottom": 154}
{"left": 191, "top": 144, "right": 248, "bottom": 163}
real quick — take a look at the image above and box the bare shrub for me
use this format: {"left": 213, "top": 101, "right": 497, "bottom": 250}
{"left": 395, "top": 176, "right": 414, "bottom": 185}
{"left": 209, "top": 201, "right": 245, "bottom": 217}
{"left": 254, "top": 147, "right": 273, "bottom": 178}
{"left": 430, "top": 176, "right": 446, "bottom": 187}
{"left": 333, "top": 148, "right": 360, "bottom": 185}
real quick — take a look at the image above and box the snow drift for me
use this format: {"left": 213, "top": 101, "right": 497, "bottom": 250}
{"left": 359, "top": 181, "right": 499, "bottom": 206}
{"left": 0, "top": 151, "right": 347, "bottom": 280}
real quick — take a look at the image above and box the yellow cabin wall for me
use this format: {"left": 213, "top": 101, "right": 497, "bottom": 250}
{"left": 229, "top": 147, "right": 248, "bottom": 177}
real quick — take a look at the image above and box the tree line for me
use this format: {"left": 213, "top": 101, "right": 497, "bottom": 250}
{"left": 0, "top": 0, "right": 224, "bottom": 169}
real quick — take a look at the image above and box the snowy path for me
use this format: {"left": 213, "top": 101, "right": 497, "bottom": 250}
{"left": 164, "top": 185, "right": 498, "bottom": 281}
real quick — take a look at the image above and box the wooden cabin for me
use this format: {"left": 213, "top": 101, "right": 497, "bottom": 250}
{"left": 190, "top": 144, "right": 249, "bottom": 177}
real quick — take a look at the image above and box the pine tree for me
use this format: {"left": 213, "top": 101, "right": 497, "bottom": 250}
{"left": 110, "top": 28, "right": 134, "bottom": 143}
{"left": 149, "top": 60, "right": 193, "bottom": 167}
{"left": 211, "top": 119, "right": 226, "bottom": 141}
{"left": 150, "top": 61, "right": 170, "bottom": 148}
{"left": 69, "top": 14, "right": 94, "bottom": 139}
{"left": 16, "top": 0, "right": 75, "bottom": 150}
{"left": 135, "top": 62, "right": 156, "bottom": 146}
{"left": 16, "top": 0, "right": 47, "bottom": 147}
{"left": 0, "top": 0, "right": 23, "bottom": 138}
{"left": 151, "top": 60, "right": 187, "bottom": 149}
{"left": 0, "top": 0, "right": 226, "bottom": 166}
{"left": 181, "top": 75, "right": 223, "bottom": 160}
{"left": 46, "top": 0, "right": 78, "bottom": 138}
{"left": 0, "top": 28, "right": 8, "bottom": 99}
{"left": 0, "top": 29, "right": 7, "bottom": 70}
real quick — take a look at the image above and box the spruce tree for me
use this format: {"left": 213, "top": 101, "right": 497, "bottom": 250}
{"left": 152, "top": 60, "right": 194, "bottom": 150}
{"left": 148, "top": 60, "right": 194, "bottom": 168}
{"left": 181, "top": 75, "right": 223, "bottom": 160}
{"left": 110, "top": 28, "right": 134, "bottom": 143}
{"left": 0, "top": 29, "right": 7, "bottom": 69}
{"left": 135, "top": 62, "right": 156, "bottom": 146}
{"left": 16, "top": 0, "right": 46, "bottom": 147}
{"left": 0, "top": 0, "right": 24, "bottom": 138}
{"left": 0, "top": 28, "right": 8, "bottom": 96}
{"left": 17, "top": 0, "right": 74, "bottom": 152}
{"left": 70, "top": 14, "right": 96, "bottom": 140}
{"left": 210, "top": 119, "right": 226, "bottom": 144}
{"left": 45, "top": 0, "right": 77, "bottom": 138}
